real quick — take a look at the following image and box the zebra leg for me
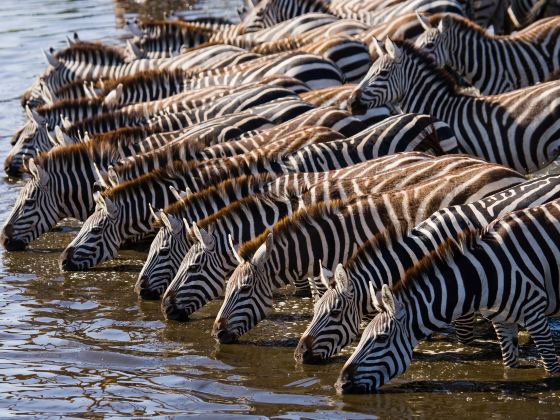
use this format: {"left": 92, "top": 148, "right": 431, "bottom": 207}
{"left": 453, "top": 313, "right": 476, "bottom": 344}
{"left": 493, "top": 322, "right": 519, "bottom": 368}
{"left": 522, "top": 314, "right": 560, "bottom": 373}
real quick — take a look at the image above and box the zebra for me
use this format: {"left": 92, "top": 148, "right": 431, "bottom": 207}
{"left": 348, "top": 39, "right": 560, "bottom": 174}
{"left": 162, "top": 154, "right": 500, "bottom": 321}
{"left": 211, "top": 163, "right": 525, "bottom": 344}
{"left": 414, "top": 14, "right": 560, "bottom": 95}
{"left": 296, "top": 174, "right": 560, "bottom": 364}
{"left": 0, "top": 111, "right": 276, "bottom": 251}
{"left": 139, "top": 150, "right": 437, "bottom": 300}
{"left": 57, "top": 126, "right": 345, "bottom": 270}
{"left": 336, "top": 198, "right": 560, "bottom": 394}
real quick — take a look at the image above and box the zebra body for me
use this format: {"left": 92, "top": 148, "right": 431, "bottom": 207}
{"left": 336, "top": 198, "right": 560, "bottom": 394}
{"left": 349, "top": 40, "right": 560, "bottom": 173}
{"left": 162, "top": 154, "right": 502, "bottom": 321}
{"left": 297, "top": 174, "right": 560, "bottom": 363}
{"left": 415, "top": 15, "right": 560, "bottom": 95}
{"left": 211, "top": 163, "right": 525, "bottom": 344}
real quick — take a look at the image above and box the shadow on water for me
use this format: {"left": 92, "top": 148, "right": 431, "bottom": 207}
{"left": 1, "top": 0, "right": 560, "bottom": 417}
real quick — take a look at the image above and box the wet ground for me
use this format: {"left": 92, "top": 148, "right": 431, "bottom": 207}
{"left": 0, "top": 0, "right": 559, "bottom": 417}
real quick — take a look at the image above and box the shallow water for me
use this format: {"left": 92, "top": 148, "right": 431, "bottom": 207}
{"left": 1, "top": 1, "right": 560, "bottom": 417}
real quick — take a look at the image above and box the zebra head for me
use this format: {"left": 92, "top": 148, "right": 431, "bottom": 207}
{"left": 348, "top": 38, "right": 405, "bottom": 115}
{"left": 414, "top": 14, "right": 451, "bottom": 68}
{"left": 5, "top": 107, "right": 58, "bottom": 176}
{"left": 335, "top": 284, "right": 412, "bottom": 394}
{"left": 212, "top": 233, "right": 275, "bottom": 344}
{"left": 295, "top": 264, "right": 360, "bottom": 364}
{"left": 59, "top": 192, "right": 121, "bottom": 271}
{"left": 162, "top": 229, "right": 231, "bottom": 322}
{"left": 1, "top": 159, "right": 59, "bottom": 250}
{"left": 135, "top": 210, "right": 189, "bottom": 300}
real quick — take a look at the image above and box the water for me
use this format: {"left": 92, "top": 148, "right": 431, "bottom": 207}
{"left": 1, "top": 0, "right": 560, "bottom": 417}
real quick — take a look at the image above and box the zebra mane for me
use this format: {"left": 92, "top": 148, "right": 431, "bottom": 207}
{"left": 137, "top": 19, "right": 227, "bottom": 36}
{"left": 191, "top": 185, "right": 302, "bottom": 239}
{"left": 99, "top": 68, "right": 187, "bottom": 96}
{"left": 53, "top": 78, "right": 93, "bottom": 99}
{"left": 393, "top": 225, "right": 483, "bottom": 294}
{"left": 103, "top": 160, "right": 200, "bottom": 201}
{"left": 239, "top": 197, "right": 354, "bottom": 259}
{"left": 251, "top": 35, "right": 309, "bottom": 54}
{"left": 65, "top": 108, "right": 147, "bottom": 138}
{"left": 54, "top": 42, "right": 130, "bottom": 64}
{"left": 92, "top": 126, "right": 150, "bottom": 146}
{"left": 159, "top": 173, "right": 276, "bottom": 223}
{"left": 34, "top": 138, "right": 120, "bottom": 172}
{"left": 396, "top": 40, "right": 464, "bottom": 95}
{"left": 36, "top": 96, "right": 104, "bottom": 115}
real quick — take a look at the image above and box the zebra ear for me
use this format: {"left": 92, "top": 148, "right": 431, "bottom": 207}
{"left": 244, "top": 0, "right": 255, "bottom": 10}
{"left": 59, "top": 115, "right": 72, "bottom": 130}
{"left": 26, "top": 105, "right": 44, "bottom": 125}
{"left": 228, "top": 234, "right": 244, "bottom": 265}
{"left": 160, "top": 211, "right": 182, "bottom": 234}
{"left": 384, "top": 38, "right": 401, "bottom": 61}
{"left": 251, "top": 232, "right": 273, "bottom": 267}
{"left": 148, "top": 203, "right": 160, "bottom": 223}
{"left": 169, "top": 185, "right": 190, "bottom": 202}
{"left": 380, "top": 284, "right": 397, "bottom": 316}
{"left": 107, "top": 166, "right": 119, "bottom": 187}
{"left": 103, "top": 83, "right": 123, "bottom": 108}
{"left": 308, "top": 276, "right": 321, "bottom": 304}
{"left": 95, "top": 193, "right": 117, "bottom": 217}
{"left": 126, "top": 40, "right": 143, "bottom": 60}
{"left": 92, "top": 163, "right": 109, "bottom": 191}
{"left": 43, "top": 49, "right": 60, "bottom": 67}
{"left": 437, "top": 15, "right": 451, "bottom": 33}
{"left": 191, "top": 222, "right": 214, "bottom": 249}
{"left": 319, "top": 259, "right": 333, "bottom": 289}
{"left": 334, "top": 264, "right": 351, "bottom": 295}
{"left": 55, "top": 126, "right": 73, "bottom": 145}
{"left": 371, "top": 37, "right": 385, "bottom": 58}
{"left": 416, "top": 12, "right": 432, "bottom": 31}
{"left": 125, "top": 19, "right": 144, "bottom": 38}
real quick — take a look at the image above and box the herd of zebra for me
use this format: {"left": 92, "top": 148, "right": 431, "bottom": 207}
{"left": 3, "top": 0, "right": 560, "bottom": 394}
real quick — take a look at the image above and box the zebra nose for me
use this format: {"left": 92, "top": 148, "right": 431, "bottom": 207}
{"left": 4, "top": 154, "right": 21, "bottom": 177}
{"left": 161, "top": 291, "right": 190, "bottom": 322}
{"left": 59, "top": 246, "right": 80, "bottom": 271}
{"left": 1, "top": 224, "right": 27, "bottom": 251}
{"left": 335, "top": 364, "right": 366, "bottom": 394}
{"left": 212, "top": 318, "right": 238, "bottom": 344}
{"left": 134, "top": 275, "right": 162, "bottom": 300}
{"left": 348, "top": 90, "right": 366, "bottom": 115}
{"left": 294, "top": 335, "right": 322, "bottom": 364}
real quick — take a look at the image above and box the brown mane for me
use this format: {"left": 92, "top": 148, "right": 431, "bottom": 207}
{"left": 99, "top": 68, "right": 187, "bottom": 95}
{"left": 55, "top": 42, "right": 130, "bottom": 63}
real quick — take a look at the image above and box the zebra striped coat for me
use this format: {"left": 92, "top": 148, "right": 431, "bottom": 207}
{"left": 161, "top": 154, "right": 500, "bottom": 321}
{"left": 297, "top": 174, "right": 560, "bottom": 363}
{"left": 336, "top": 198, "right": 560, "bottom": 394}
{"left": 138, "top": 151, "right": 436, "bottom": 300}
{"left": 349, "top": 39, "right": 560, "bottom": 173}
{"left": 211, "top": 163, "right": 525, "bottom": 344}
{"left": 415, "top": 15, "right": 560, "bottom": 95}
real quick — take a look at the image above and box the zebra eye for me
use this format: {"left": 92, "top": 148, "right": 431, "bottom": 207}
{"left": 24, "top": 198, "right": 36, "bottom": 205}
{"left": 91, "top": 226, "right": 103, "bottom": 234}
{"left": 376, "top": 334, "right": 389, "bottom": 343}
{"left": 159, "top": 247, "right": 169, "bottom": 255}
{"left": 330, "top": 308, "right": 342, "bottom": 317}
{"left": 239, "top": 284, "right": 251, "bottom": 293}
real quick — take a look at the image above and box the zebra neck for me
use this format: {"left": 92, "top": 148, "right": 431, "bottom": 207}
{"left": 399, "top": 56, "right": 466, "bottom": 117}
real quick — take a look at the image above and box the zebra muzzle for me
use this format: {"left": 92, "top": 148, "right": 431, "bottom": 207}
{"left": 212, "top": 318, "right": 238, "bottom": 344}
{"left": 347, "top": 90, "right": 366, "bottom": 115}
{"left": 161, "top": 291, "right": 190, "bottom": 322}
{"left": 135, "top": 275, "right": 164, "bottom": 300}
{"left": 294, "top": 335, "right": 323, "bottom": 364}
{"left": 1, "top": 224, "right": 27, "bottom": 251}
{"left": 4, "top": 154, "right": 23, "bottom": 178}
{"left": 59, "top": 246, "right": 82, "bottom": 271}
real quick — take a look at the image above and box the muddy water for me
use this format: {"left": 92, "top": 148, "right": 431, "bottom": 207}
{"left": 1, "top": 0, "right": 560, "bottom": 417}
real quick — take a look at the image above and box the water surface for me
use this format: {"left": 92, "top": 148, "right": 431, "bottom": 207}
{"left": 1, "top": 1, "right": 559, "bottom": 417}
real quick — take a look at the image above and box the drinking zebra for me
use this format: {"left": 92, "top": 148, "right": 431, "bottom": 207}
{"left": 296, "top": 174, "right": 560, "bottom": 363}
{"left": 348, "top": 39, "right": 560, "bottom": 173}
{"left": 336, "top": 198, "right": 560, "bottom": 394}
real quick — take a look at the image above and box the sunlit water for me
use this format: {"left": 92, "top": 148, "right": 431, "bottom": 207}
{"left": 1, "top": 0, "right": 560, "bottom": 417}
